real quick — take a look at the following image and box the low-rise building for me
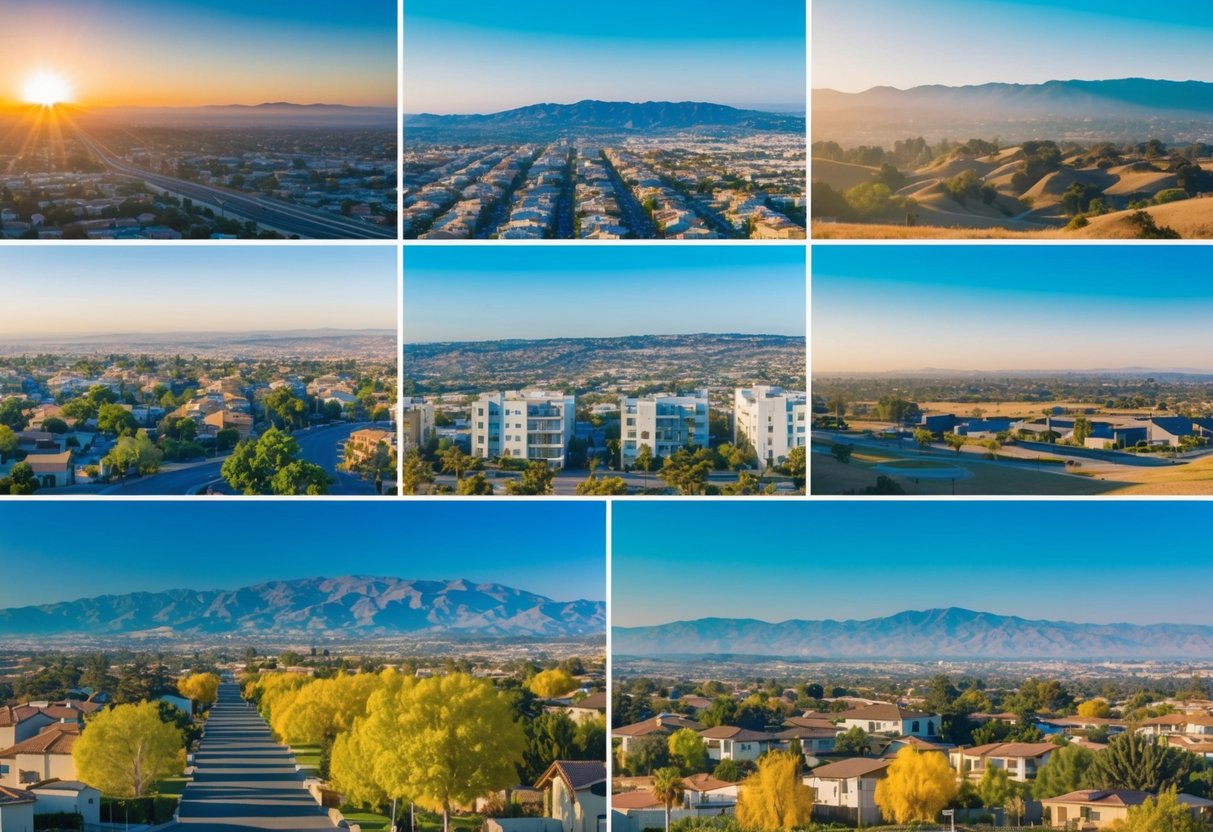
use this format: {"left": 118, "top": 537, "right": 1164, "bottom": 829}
{"left": 833, "top": 703, "right": 942, "bottom": 739}
{"left": 619, "top": 391, "right": 708, "bottom": 468}
{"left": 471, "top": 390, "right": 576, "bottom": 468}
{"left": 950, "top": 742, "right": 1056, "bottom": 782}
{"left": 1041, "top": 789, "right": 1213, "bottom": 829}
{"left": 0, "top": 724, "right": 80, "bottom": 788}
{"left": 734, "top": 386, "right": 807, "bottom": 466}
{"left": 805, "top": 758, "right": 892, "bottom": 826}
{"left": 534, "top": 760, "right": 606, "bottom": 832}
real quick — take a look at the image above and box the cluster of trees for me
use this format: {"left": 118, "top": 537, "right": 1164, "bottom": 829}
{"left": 221, "top": 427, "right": 330, "bottom": 495}
{"left": 73, "top": 702, "right": 186, "bottom": 798}
{"left": 247, "top": 668, "right": 605, "bottom": 832}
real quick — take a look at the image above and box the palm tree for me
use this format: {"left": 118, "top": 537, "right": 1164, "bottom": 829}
{"left": 651, "top": 767, "right": 685, "bottom": 832}
{"left": 827, "top": 395, "right": 847, "bottom": 431}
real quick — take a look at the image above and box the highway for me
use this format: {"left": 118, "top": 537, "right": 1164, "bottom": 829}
{"left": 168, "top": 684, "right": 337, "bottom": 831}
{"left": 71, "top": 129, "right": 395, "bottom": 240}
{"left": 102, "top": 422, "right": 381, "bottom": 496}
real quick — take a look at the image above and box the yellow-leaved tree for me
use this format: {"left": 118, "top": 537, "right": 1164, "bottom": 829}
{"left": 273, "top": 670, "right": 393, "bottom": 746}
{"left": 333, "top": 673, "right": 525, "bottom": 832}
{"left": 874, "top": 747, "right": 957, "bottom": 824}
{"left": 1106, "top": 789, "right": 1203, "bottom": 832}
{"left": 1077, "top": 699, "right": 1112, "bottom": 718}
{"left": 736, "top": 751, "right": 814, "bottom": 831}
{"left": 177, "top": 672, "right": 220, "bottom": 707}
{"left": 73, "top": 702, "right": 184, "bottom": 797}
{"left": 527, "top": 668, "right": 577, "bottom": 699}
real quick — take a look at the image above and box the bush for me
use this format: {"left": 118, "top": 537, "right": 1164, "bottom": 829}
{"left": 1154, "top": 188, "right": 1189, "bottom": 204}
{"left": 34, "top": 812, "right": 82, "bottom": 831}
{"left": 100, "top": 796, "right": 178, "bottom": 825}
{"left": 1066, "top": 214, "right": 1089, "bottom": 230}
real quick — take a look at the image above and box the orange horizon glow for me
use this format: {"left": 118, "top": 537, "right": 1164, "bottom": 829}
{"left": 20, "top": 70, "right": 74, "bottom": 107}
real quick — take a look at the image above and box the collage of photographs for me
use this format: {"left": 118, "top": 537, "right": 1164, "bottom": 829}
{"left": 0, "top": 1, "right": 1211, "bottom": 832}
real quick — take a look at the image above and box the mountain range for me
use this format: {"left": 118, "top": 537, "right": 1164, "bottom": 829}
{"left": 614, "top": 608, "right": 1213, "bottom": 660}
{"left": 813, "top": 77, "right": 1213, "bottom": 144}
{"left": 405, "top": 100, "right": 805, "bottom": 138}
{"left": 0, "top": 576, "right": 605, "bottom": 640}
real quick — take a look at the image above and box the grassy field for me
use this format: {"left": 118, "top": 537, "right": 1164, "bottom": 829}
{"left": 341, "top": 809, "right": 390, "bottom": 831}
{"left": 291, "top": 744, "right": 322, "bottom": 775}
{"left": 812, "top": 447, "right": 1120, "bottom": 496}
{"left": 152, "top": 775, "right": 189, "bottom": 797}
{"left": 339, "top": 807, "right": 482, "bottom": 832}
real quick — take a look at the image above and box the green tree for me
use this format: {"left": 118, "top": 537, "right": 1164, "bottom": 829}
{"left": 652, "top": 767, "right": 686, "bottom": 832}
{"left": 264, "top": 387, "right": 307, "bottom": 429}
{"left": 505, "top": 460, "right": 555, "bottom": 495}
{"left": 401, "top": 448, "right": 435, "bottom": 495}
{"left": 0, "top": 399, "right": 29, "bottom": 431}
{"left": 1073, "top": 416, "right": 1093, "bottom": 445}
{"left": 659, "top": 447, "right": 714, "bottom": 495}
{"left": 834, "top": 726, "right": 869, "bottom": 755}
{"left": 97, "top": 403, "right": 138, "bottom": 436}
{"left": 635, "top": 443, "right": 654, "bottom": 488}
{"left": 977, "top": 764, "right": 1011, "bottom": 808}
{"left": 456, "top": 471, "right": 494, "bottom": 495}
{"left": 944, "top": 433, "right": 966, "bottom": 454}
{"left": 1089, "top": 733, "right": 1196, "bottom": 793}
{"left": 914, "top": 428, "right": 935, "bottom": 448}
{"left": 0, "top": 425, "right": 17, "bottom": 461}
{"left": 439, "top": 445, "right": 476, "bottom": 481}
{"left": 1106, "top": 789, "right": 1204, "bottom": 832}
{"left": 1033, "top": 743, "right": 1096, "bottom": 799}
{"left": 783, "top": 445, "right": 806, "bottom": 490}
{"left": 668, "top": 727, "right": 709, "bottom": 774}
{"left": 103, "top": 430, "right": 163, "bottom": 478}
{"left": 220, "top": 427, "right": 329, "bottom": 495}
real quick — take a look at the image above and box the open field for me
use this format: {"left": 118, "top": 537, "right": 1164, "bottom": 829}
{"left": 813, "top": 435, "right": 1213, "bottom": 495}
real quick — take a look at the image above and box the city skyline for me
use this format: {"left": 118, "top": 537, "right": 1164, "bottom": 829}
{"left": 0, "top": 248, "right": 397, "bottom": 336}
{"left": 403, "top": 246, "right": 806, "bottom": 342}
{"left": 2, "top": 1, "right": 395, "bottom": 108}
{"left": 612, "top": 501, "right": 1213, "bottom": 627}
{"left": 813, "top": 0, "right": 1213, "bottom": 93}
{"left": 0, "top": 502, "right": 606, "bottom": 608}
{"left": 813, "top": 246, "right": 1213, "bottom": 372}
{"left": 403, "top": 0, "right": 805, "bottom": 114}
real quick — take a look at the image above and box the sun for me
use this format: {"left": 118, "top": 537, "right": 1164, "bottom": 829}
{"left": 21, "top": 71, "right": 73, "bottom": 107}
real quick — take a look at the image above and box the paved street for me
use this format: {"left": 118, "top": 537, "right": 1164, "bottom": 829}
{"left": 171, "top": 684, "right": 336, "bottom": 831}
{"left": 102, "top": 423, "right": 380, "bottom": 496}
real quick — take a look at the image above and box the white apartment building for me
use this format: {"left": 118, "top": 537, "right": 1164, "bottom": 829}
{"left": 619, "top": 390, "right": 709, "bottom": 468}
{"left": 734, "top": 385, "right": 807, "bottom": 466}
{"left": 471, "top": 390, "right": 576, "bottom": 467}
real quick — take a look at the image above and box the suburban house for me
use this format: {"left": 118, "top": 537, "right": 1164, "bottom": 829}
{"left": 0, "top": 725, "right": 80, "bottom": 788}
{"left": 618, "top": 391, "right": 709, "bottom": 468}
{"left": 561, "top": 692, "right": 607, "bottom": 725}
{"left": 1137, "top": 713, "right": 1213, "bottom": 738}
{"left": 0, "top": 709, "right": 55, "bottom": 750}
{"left": 776, "top": 725, "right": 837, "bottom": 756}
{"left": 833, "top": 703, "right": 942, "bottom": 739}
{"left": 613, "top": 714, "right": 704, "bottom": 756}
{"left": 681, "top": 773, "right": 737, "bottom": 813}
{"left": 344, "top": 428, "right": 397, "bottom": 467}
{"left": 28, "top": 780, "right": 101, "bottom": 827}
{"left": 1040, "top": 789, "right": 1213, "bottom": 829}
{"left": 699, "top": 726, "right": 780, "bottom": 762}
{"left": 950, "top": 742, "right": 1056, "bottom": 782}
{"left": 24, "top": 451, "right": 74, "bottom": 489}
{"left": 0, "top": 786, "right": 35, "bottom": 832}
{"left": 805, "top": 757, "right": 892, "bottom": 826}
{"left": 471, "top": 390, "right": 576, "bottom": 467}
{"left": 881, "top": 735, "right": 946, "bottom": 758}
{"left": 733, "top": 385, "right": 807, "bottom": 466}
{"left": 533, "top": 761, "right": 606, "bottom": 832}
{"left": 1039, "top": 716, "right": 1126, "bottom": 737}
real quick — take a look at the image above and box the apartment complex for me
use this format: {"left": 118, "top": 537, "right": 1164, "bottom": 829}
{"left": 734, "top": 385, "right": 808, "bottom": 466}
{"left": 619, "top": 391, "right": 709, "bottom": 468}
{"left": 471, "top": 390, "right": 576, "bottom": 467}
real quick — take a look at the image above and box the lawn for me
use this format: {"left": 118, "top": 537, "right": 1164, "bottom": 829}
{"left": 152, "top": 775, "right": 189, "bottom": 797}
{"left": 292, "top": 743, "right": 322, "bottom": 774}
{"left": 342, "top": 808, "right": 483, "bottom": 832}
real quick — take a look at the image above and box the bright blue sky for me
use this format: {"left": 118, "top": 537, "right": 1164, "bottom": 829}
{"left": 0, "top": 248, "right": 396, "bottom": 335}
{"left": 4, "top": 1, "right": 395, "bottom": 106}
{"left": 403, "top": 0, "right": 806, "bottom": 113}
{"left": 812, "top": 246, "right": 1213, "bottom": 372}
{"left": 813, "top": 0, "right": 1213, "bottom": 92}
{"left": 404, "top": 246, "right": 806, "bottom": 342}
{"left": 613, "top": 501, "right": 1213, "bottom": 626}
{"left": 0, "top": 502, "right": 605, "bottom": 608}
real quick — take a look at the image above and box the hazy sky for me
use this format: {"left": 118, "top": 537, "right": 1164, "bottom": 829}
{"left": 1, "top": 1, "right": 395, "bottom": 107}
{"left": 812, "top": 246, "right": 1213, "bottom": 372}
{"left": 403, "top": 0, "right": 806, "bottom": 113}
{"left": 404, "top": 246, "right": 806, "bottom": 342}
{"left": 813, "top": 0, "right": 1213, "bottom": 92}
{"left": 0, "top": 248, "right": 396, "bottom": 336}
{"left": 613, "top": 501, "right": 1213, "bottom": 627}
{"left": 0, "top": 502, "right": 605, "bottom": 608}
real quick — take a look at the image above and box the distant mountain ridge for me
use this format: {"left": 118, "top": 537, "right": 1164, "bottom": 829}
{"left": 406, "top": 99, "right": 804, "bottom": 134}
{"left": 813, "top": 77, "right": 1213, "bottom": 144}
{"left": 615, "top": 607, "right": 1213, "bottom": 659}
{"left": 0, "top": 576, "right": 605, "bottom": 639}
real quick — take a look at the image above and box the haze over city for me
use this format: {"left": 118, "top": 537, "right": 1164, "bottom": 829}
{"left": 613, "top": 501, "right": 1213, "bottom": 627}
{"left": 813, "top": 0, "right": 1213, "bottom": 92}
{"left": 403, "top": 0, "right": 805, "bottom": 113}
{"left": 403, "top": 247, "right": 806, "bottom": 342}
{"left": 813, "top": 246, "right": 1213, "bottom": 372}
{"left": 0, "top": 248, "right": 396, "bottom": 337}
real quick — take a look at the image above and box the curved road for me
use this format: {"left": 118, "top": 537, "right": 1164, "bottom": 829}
{"left": 72, "top": 129, "right": 394, "bottom": 240}
{"left": 169, "top": 684, "right": 336, "bottom": 831}
{"left": 103, "top": 422, "right": 382, "bottom": 495}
